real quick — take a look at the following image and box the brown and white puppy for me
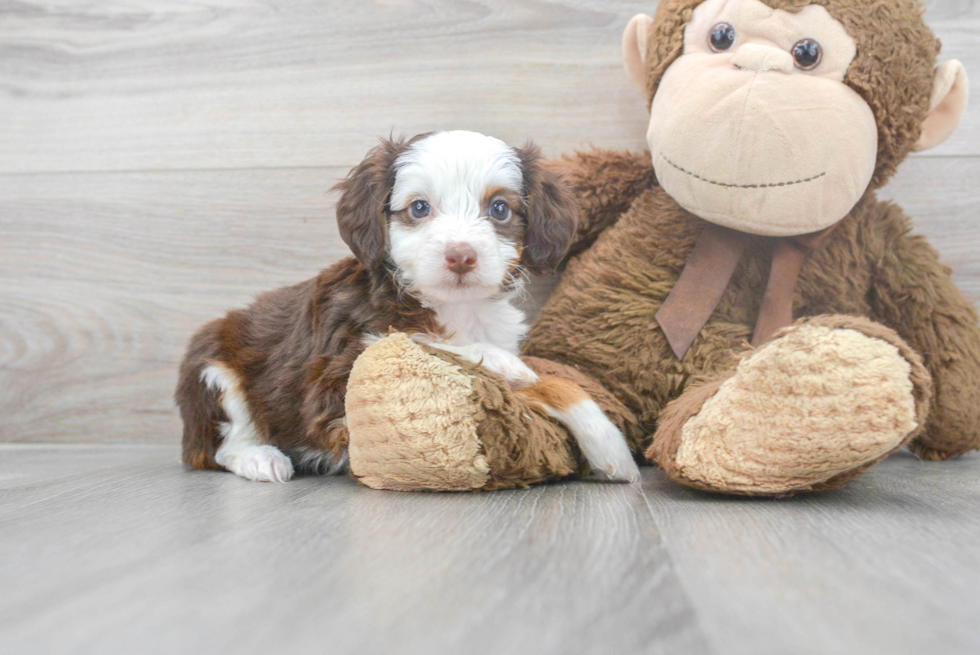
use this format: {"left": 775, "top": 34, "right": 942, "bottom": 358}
{"left": 176, "top": 130, "right": 639, "bottom": 483}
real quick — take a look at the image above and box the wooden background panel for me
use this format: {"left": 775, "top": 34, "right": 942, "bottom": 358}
{"left": 879, "top": 157, "right": 980, "bottom": 303}
{"left": 1, "top": 160, "right": 977, "bottom": 445}
{"left": 0, "top": 168, "right": 336, "bottom": 444}
{"left": 0, "top": 169, "right": 319, "bottom": 443}
{"left": 0, "top": 0, "right": 977, "bottom": 175}
{"left": 0, "top": 168, "right": 349, "bottom": 296}
{"left": 0, "top": 0, "right": 654, "bottom": 173}
{"left": 1, "top": 0, "right": 979, "bottom": 445}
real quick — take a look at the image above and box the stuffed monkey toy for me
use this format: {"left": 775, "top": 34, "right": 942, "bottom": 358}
{"left": 344, "top": 0, "right": 977, "bottom": 495}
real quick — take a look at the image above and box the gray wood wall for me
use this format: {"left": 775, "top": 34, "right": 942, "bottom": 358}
{"left": 2, "top": 0, "right": 978, "bottom": 445}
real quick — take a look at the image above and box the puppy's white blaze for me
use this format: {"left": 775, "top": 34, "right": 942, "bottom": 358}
{"left": 391, "top": 131, "right": 523, "bottom": 213}
{"left": 544, "top": 401, "right": 641, "bottom": 483}
{"left": 201, "top": 363, "right": 294, "bottom": 483}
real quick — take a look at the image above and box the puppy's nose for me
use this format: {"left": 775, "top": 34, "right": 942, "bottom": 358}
{"left": 445, "top": 244, "right": 478, "bottom": 275}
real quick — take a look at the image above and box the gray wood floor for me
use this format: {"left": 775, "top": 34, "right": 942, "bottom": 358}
{"left": 2, "top": 445, "right": 979, "bottom": 655}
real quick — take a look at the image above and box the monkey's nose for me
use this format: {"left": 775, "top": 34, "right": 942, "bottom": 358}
{"left": 732, "top": 43, "right": 794, "bottom": 74}
{"left": 445, "top": 244, "right": 478, "bottom": 275}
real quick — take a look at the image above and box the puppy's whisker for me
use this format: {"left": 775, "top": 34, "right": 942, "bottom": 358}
{"left": 491, "top": 264, "right": 531, "bottom": 304}
{"left": 393, "top": 273, "right": 422, "bottom": 304}
{"left": 512, "top": 279, "right": 532, "bottom": 306}
{"left": 513, "top": 264, "right": 532, "bottom": 287}
{"left": 510, "top": 263, "right": 532, "bottom": 291}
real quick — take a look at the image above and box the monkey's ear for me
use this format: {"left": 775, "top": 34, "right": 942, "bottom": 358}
{"left": 915, "top": 60, "right": 969, "bottom": 152}
{"left": 516, "top": 144, "right": 579, "bottom": 276}
{"left": 623, "top": 14, "right": 654, "bottom": 94}
{"left": 332, "top": 139, "right": 405, "bottom": 269}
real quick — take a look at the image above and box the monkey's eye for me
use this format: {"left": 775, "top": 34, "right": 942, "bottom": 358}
{"left": 489, "top": 200, "right": 510, "bottom": 221}
{"left": 410, "top": 199, "right": 431, "bottom": 219}
{"left": 792, "top": 38, "right": 822, "bottom": 70}
{"left": 708, "top": 23, "right": 736, "bottom": 52}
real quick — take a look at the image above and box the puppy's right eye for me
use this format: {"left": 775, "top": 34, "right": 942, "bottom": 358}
{"left": 489, "top": 200, "right": 510, "bottom": 221}
{"left": 410, "top": 200, "right": 431, "bottom": 219}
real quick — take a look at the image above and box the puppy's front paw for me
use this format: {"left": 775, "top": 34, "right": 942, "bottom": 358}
{"left": 479, "top": 351, "right": 540, "bottom": 389}
{"left": 235, "top": 445, "right": 295, "bottom": 483}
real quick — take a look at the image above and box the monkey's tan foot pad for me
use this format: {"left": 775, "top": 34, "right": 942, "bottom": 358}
{"left": 345, "top": 333, "right": 578, "bottom": 492}
{"left": 648, "top": 316, "right": 932, "bottom": 496}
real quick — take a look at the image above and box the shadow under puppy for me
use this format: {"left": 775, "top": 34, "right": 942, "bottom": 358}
{"left": 176, "top": 130, "right": 639, "bottom": 484}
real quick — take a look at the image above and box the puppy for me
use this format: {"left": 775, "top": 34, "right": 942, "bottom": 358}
{"left": 176, "top": 130, "right": 639, "bottom": 483}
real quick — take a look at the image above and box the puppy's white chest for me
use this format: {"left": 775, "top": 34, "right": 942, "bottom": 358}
{"left": 433, "top": 299, "right": 527, "bottom": 352}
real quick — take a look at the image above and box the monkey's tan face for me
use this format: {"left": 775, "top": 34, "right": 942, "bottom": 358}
{"left": 647, "top": 0, "right": 878, "bottom": 236}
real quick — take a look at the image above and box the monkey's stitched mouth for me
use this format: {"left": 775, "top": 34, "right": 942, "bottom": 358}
{"left": 660, "top": 153, "right": 826, "bottom": 189}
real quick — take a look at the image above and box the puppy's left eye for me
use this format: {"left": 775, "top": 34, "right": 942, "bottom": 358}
{"left": 489, "top": 200, "right": 510, "bottom": 221}
{"left": 410, "top": 200, "right": 431, "bottom": 219}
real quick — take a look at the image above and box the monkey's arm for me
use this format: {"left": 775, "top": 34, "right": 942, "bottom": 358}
{"left": 867, "top": 200, "right": 980, "bottom": 459}
{"left": 548, "top": 149, "right": 656, "bottom": 255}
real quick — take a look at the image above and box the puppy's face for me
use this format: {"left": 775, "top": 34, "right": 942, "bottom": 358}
{"left": 388, "top": 132, "right": 527, "bottom": 303}
{"left": 335, "top": 131, "right": 579, "bottom": 305}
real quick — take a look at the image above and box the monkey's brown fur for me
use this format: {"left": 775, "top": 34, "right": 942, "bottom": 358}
{"left": 344, "top": 0, "right": 979, "bottom": 494}
{"left": 526, "top": 164, "right": 980, "bottom": 465}
{"left": 520, "top": 0, "right": 980, "bottom": 472}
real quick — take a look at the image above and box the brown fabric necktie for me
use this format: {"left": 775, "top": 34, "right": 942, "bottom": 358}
{"left": 655, "top": 223, "right": 834, "bottom": 360}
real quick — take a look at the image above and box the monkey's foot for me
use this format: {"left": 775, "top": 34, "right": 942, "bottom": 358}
{"left": 648, "top": 316, "right": 932, "bottom": 496}
{"left": 344, "top": 333, "right": 580, "bottom": 491}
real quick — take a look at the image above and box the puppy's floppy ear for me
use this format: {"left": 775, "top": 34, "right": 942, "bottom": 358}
{"left": 332, "top": 137, "right": 409, "bottom": 270}
{"left": 516, "top": 143, "right": 579, "bottom": 275}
